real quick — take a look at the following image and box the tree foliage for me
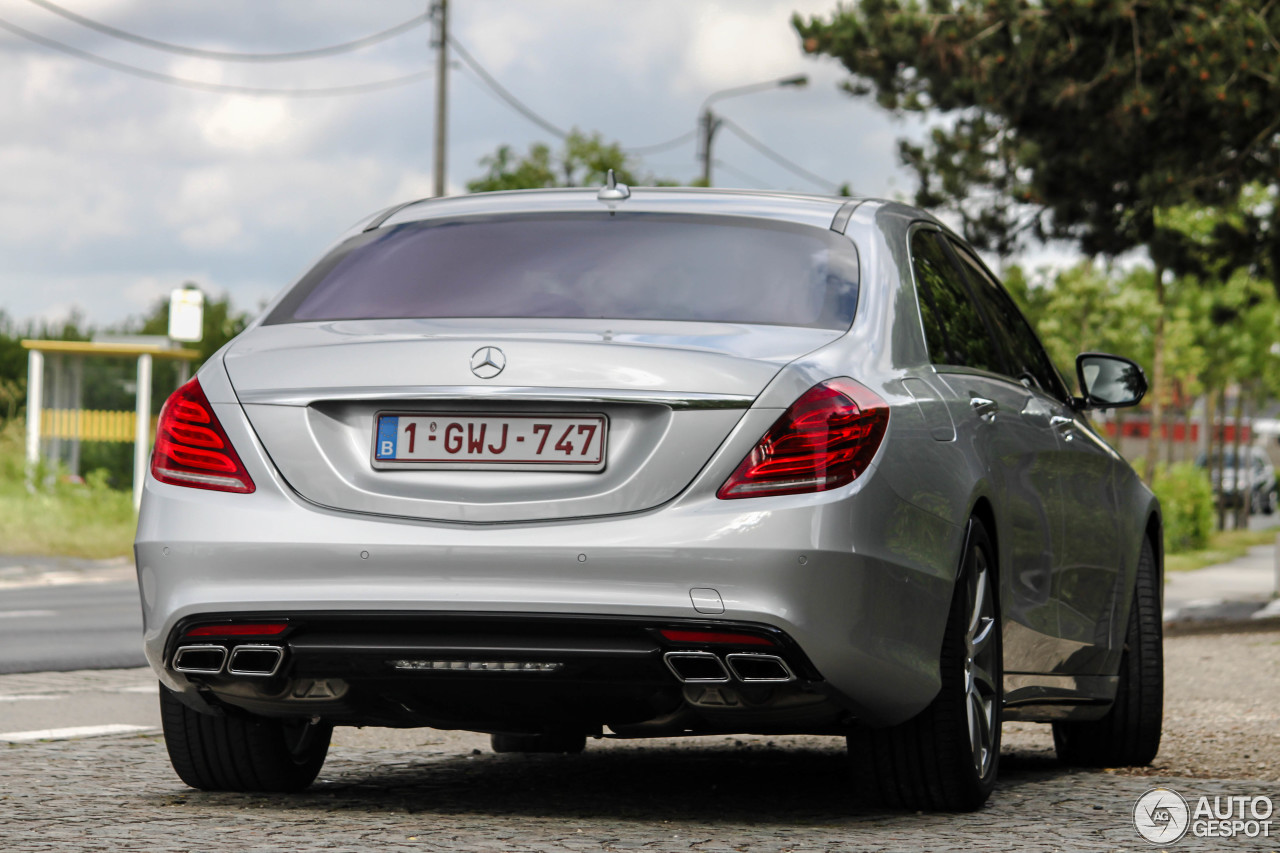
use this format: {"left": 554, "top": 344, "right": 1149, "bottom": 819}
{"left": 467, "top": 129, "right": 673, "bottom": 192}
{"left": 796, "top": 1, "right": 1280, "bottom": 480}
{"left": 795, "top": 1, "right": 1280, "bottom": 261}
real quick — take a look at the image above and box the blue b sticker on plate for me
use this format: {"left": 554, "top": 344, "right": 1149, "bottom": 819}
{"left": 375, "top": 416, "right": 399, "bottom": 460}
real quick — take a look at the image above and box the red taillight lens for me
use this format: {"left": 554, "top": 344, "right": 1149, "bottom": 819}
{"left": 659, "top": 629, "right": 776, "bottom": 646}
{"left": 151, "top": 378, "right": 256, "bottom": 494}
{"left": 185, "top": 623, "right": 286, "bottom": 638}
{"left": 717, "top": 378, "right": 889, "bottom": 500}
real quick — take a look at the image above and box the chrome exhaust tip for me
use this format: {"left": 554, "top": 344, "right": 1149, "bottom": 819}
{"left": 725, "top": 653, "right": 795, "bottom": 683}
{"left": 173, "top": 644, "right": 227, "bottom": 675}
{"left": 663, "top": 651, "right": 730, "bottom": 683}
{"left": 227, "top": 644, "right": 285, "bottom": 677}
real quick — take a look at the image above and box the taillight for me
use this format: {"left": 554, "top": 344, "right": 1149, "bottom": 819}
{"left": 717, "top": 378, "right": 888, "bottom": 499}
{"left": 151, "top": 377, "right": 255, "bottom": 494}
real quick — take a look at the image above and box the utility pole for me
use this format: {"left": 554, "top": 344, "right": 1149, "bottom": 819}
{"left": 695, "top": 75, "right": 807, "bottom": 188}
{"left": 697, "top": 108, "right": 721, "bottom": 187}
{"left": 432, "top": 0, "right": 449, "bottom": 197}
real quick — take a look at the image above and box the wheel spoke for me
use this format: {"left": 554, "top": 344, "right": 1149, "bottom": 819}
{"left": 967, "top": 691, "right": 980, "bottom": 756}
{"left": 970, "top": 662, "right": 997, "bottom": 697}
{"left": 970, "top": 616, "right": 994, "bottom": 653}
{"left": 967, "top": 562, "right": 987, "bottom": 635}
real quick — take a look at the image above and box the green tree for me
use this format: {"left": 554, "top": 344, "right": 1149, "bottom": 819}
{"left": 0, "top": 312, "right": 27, "bottom": 421}
{"left": 467, "top": 129, "right": 673, "bottom": 192}
{"left": 795, "top": 1, "right": 1280, "bottom": 480}
{"left": 0, "top": 308, "right": 94, "bottom": 423}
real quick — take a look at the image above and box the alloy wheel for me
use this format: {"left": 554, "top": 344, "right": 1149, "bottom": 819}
{"left": 964, "top": 547, "right": 998, "bottom": 778}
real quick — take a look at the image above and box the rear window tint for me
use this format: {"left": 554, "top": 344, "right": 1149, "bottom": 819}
{"left": 266, "top": 213, "right": 860, "bottom": 330}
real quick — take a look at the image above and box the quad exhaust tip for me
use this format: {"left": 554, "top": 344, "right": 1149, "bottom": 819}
{"left": 664, "top": 651, "right": 796, "bottom": 684}
{"left": 172, "top": 644, "right": 227, "bottom": 675}
{"left": 172, "top": 644, "right": 285, "bottom": 676}
{"left": 663, "top": 651, "right": 730, "bottom": 683}
{"left": 227, "top": 644, "right": 285, "bottom": 677}
{"left": 725, "top": 653, "right": 795, "bottom": 683}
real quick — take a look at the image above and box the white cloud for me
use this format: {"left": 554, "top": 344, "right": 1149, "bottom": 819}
{"left": 679, "top": 3, "right": 811, "bottom": 94}
{"left": 196, "top": 97, "right": 293, "bottom": 151}
{"left": 0, "top": 0, "right": 942, "bottom": 329}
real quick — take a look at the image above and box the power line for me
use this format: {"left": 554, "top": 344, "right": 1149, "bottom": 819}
{"left": 712, "top": 158, "right": 772, "bottom": 190}
{"left": 446, "top": 34, "right": 568, "bottom": 139}
{"left": 625, "top": 130, "right": 696, "bottom": 156}
{"left": 21, "top": 0, "right": 430, "bottom": 62}
{"left": 0, "top": 16, "right": 434, "bottom": 97}
{"left": 718, "top": 117, "right": 840, "bottom": 193}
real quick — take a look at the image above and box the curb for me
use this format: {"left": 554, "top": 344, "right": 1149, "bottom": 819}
{"left": 1164, "top": 614, "right": 1280, "bottom": 637}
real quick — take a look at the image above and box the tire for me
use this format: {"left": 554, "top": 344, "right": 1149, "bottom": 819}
{"left": 1263, "top": 489, "right": 1276, "bottom": 516}
{"left": 1052, "top": 536, "right": 1163, "bottom": 767}
{"left": 490, "top": 731, "right": 587, "bottom": 754}
{"left": 847, "top": 517, "right": 1001, "bottom": 811}
{"left": 159, "top": 685, "right": 331, "bottom": 792}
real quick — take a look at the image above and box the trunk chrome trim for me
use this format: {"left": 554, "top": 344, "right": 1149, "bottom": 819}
{"left": 236, "top": 386, "right": 757, "bottom": 410}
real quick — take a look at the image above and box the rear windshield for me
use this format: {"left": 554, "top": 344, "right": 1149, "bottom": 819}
{"left": 265, "top": 213, "right": 860, "bottom": 329}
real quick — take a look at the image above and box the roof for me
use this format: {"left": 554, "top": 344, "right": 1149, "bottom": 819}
{"left": 368, "top": 187, "right": 865, "bottom": 233}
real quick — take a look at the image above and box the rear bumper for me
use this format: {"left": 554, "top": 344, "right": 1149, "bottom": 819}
{"left": 136, "top": 458, "right": 964, "bottom": 728}
{"left": 160, "top": 611, "right": 841, "bottom": 734}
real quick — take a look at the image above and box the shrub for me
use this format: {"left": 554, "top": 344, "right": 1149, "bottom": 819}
{"left": 1152, "top": 462, "right": 1215, "bottom": 554}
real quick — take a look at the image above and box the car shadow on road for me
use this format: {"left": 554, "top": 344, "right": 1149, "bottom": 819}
{"left": 159, "top": 741, "right": 1080, "bottom": 821}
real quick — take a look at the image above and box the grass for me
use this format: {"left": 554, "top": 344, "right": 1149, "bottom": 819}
{"left": 0, "top": 420, "right": 136, "bottom": 559}
{"left": 1165, "top": 527, "right": 1278, "bottom": 573}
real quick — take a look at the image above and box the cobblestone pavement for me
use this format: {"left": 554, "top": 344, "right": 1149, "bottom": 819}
{"left": 1, "top": 632, "right": 1276, "bottom": 852}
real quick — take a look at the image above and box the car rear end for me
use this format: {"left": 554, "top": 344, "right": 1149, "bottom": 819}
{"left": 136, "top": 189, "right": 957, "bottom": 741}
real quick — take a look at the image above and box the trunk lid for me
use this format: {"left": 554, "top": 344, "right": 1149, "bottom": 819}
{"left": 224, "top": 319, "right": 840, "bottom": 522}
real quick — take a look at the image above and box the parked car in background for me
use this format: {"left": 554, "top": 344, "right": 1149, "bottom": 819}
{"left": 1197, "top": 445, "right": 1277, "bottom": 515}
{"left": 137, "top": 184, "right": 1163, "bottom": 811}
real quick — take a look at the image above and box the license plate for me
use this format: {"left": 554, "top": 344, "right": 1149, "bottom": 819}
{"left": 372, "top": 413, "right": 607, "bottom": 471}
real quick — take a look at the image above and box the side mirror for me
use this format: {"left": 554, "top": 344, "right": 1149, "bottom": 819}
{"left": 1075, "top": 352, "right": 1147, "bottom": 410}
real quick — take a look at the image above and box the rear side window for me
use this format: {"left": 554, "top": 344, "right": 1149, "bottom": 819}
{"left": 266, "top": 214, "right": 860, "bottom": 330}
{"left": 909, "top": 230, "right": 1003, "bottom": 374}
{"left": 948, "top": 240, "right": 1071, "bottom": 401}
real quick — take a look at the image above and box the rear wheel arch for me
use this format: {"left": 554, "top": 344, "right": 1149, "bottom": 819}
{"left": 847, "top": 512, "right": 1003, "bottom": 810}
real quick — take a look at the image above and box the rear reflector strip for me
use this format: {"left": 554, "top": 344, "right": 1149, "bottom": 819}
{"left": 185, "top": 623, "right": 288, "bottom": 638}
{"left": 659, "top": 629, "right": 775, "bottom": 646}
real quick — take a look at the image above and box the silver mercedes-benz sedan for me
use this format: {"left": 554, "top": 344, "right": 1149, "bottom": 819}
{"left": 136, "top": 183, "right": 1163, "bottom": 811}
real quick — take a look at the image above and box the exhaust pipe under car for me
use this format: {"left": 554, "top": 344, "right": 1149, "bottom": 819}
{"left": 663, "top": 651, "right": 730, "bottom": 683}
{"left": 724, "top": 653, "right": 795, "bottom": 683}
{"left": 227, "top": 645, "right": 285, "bottom": 677}
{"left": 172, "top": 644, "right": 228, "bottom": 674}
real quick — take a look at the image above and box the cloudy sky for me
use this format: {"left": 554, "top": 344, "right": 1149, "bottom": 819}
{"left": 0, "top": 0, "right": 934, "bottom": 329}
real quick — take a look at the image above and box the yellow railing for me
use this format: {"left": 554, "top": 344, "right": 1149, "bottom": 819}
{"left": 41, "top": 409, "right": 158, "bottom": 443}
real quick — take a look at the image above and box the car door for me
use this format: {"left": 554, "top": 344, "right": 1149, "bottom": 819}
{"left": 908, "top": 227, "right": 1065, "bottom": 674}
{"left": 947, "top": 239, "right": 1123, "bottom": 671}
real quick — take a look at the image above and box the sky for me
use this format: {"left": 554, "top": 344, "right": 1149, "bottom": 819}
{"left": 0, "top": 0, "right": 940, "bottom": 330}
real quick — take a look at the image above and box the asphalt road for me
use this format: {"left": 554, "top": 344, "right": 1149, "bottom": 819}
{"left": 0, "top": 580, "right": 145, "bottom": 674}
{"left": 1, "top": 629, "right": 1277, "bottom": 852}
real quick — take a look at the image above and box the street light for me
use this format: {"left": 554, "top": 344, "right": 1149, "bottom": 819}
{"left": 698, "top": 74, "right": 808, "bottom": 187}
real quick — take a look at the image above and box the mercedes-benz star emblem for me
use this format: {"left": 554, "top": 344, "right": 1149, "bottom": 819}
{"left": 470, "top": 346, "right": 506, "bottom": 379}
